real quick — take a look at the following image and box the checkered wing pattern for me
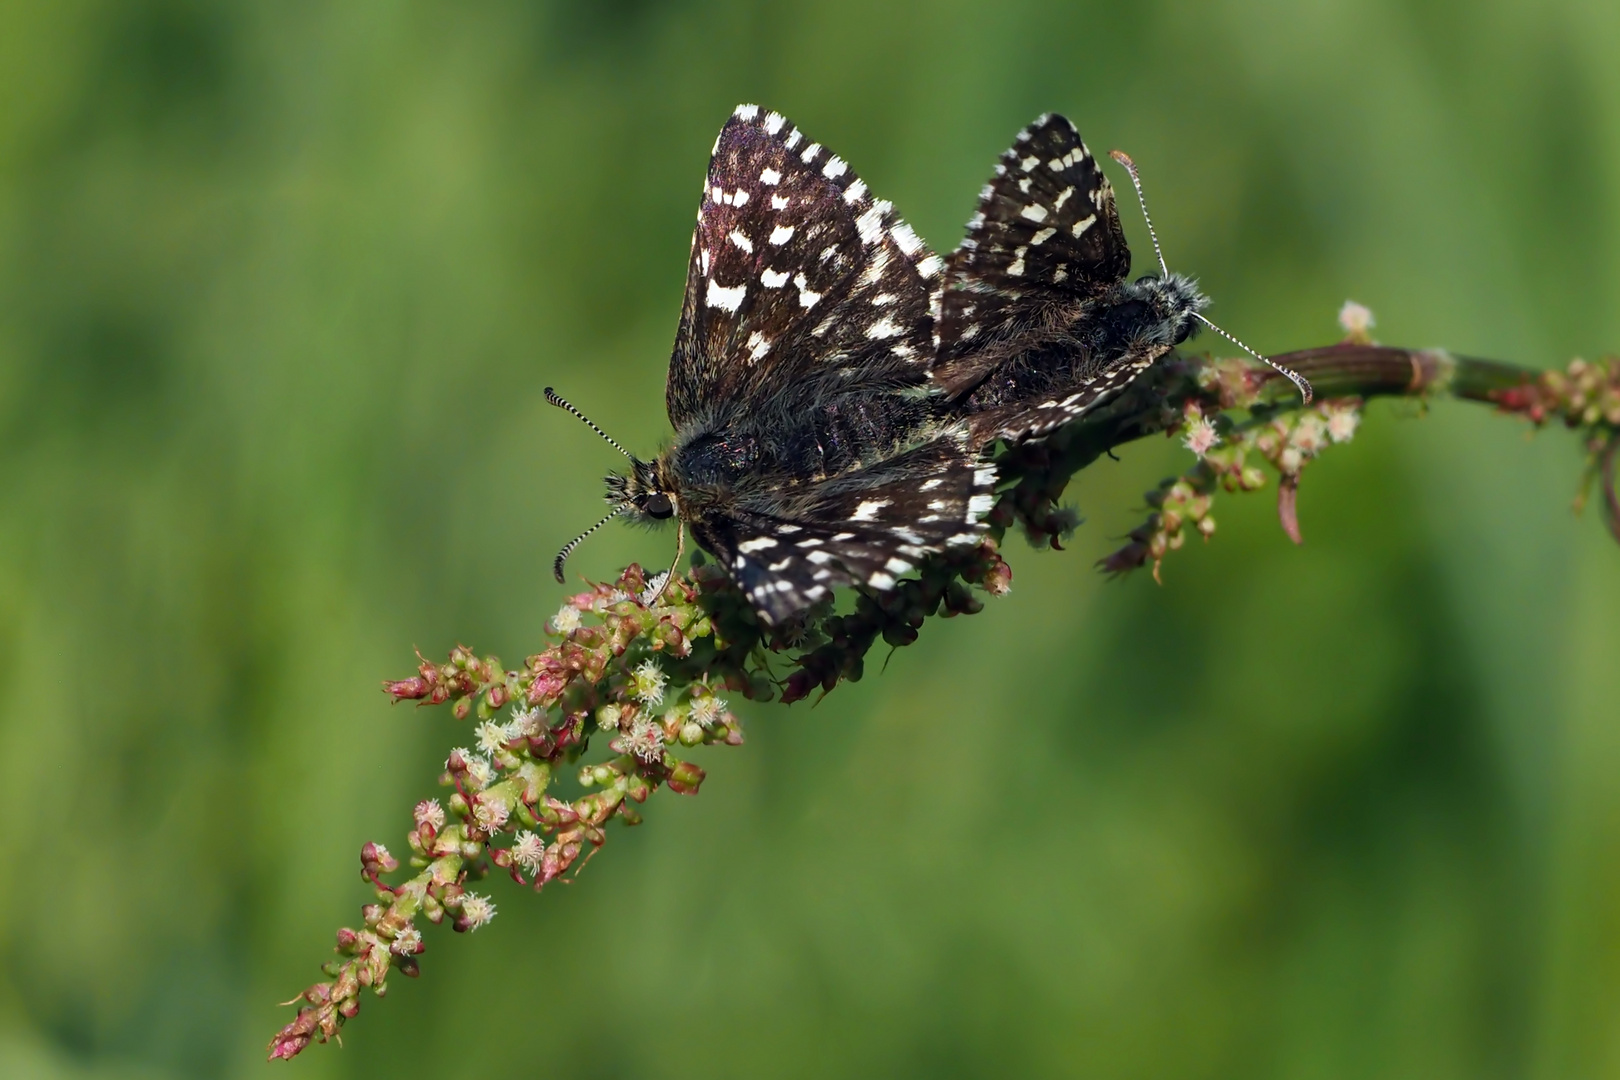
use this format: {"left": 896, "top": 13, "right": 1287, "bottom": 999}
{"left": 934, "top": 113, "right": 1130, "bottom": 369}
{"left": 665, "top": 105, "right": 946, "bottom": 432}
{"left": 965, "top": 348, "right": 1164, "bottom": 444}
{"left": 697, "top": 431, "right": 997, "bottom": 625}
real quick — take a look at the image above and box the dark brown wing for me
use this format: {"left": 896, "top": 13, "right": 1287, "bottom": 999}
{"left": 933, "top": 114, "right": 1132, "bottom": 396}
{"left": 664, "top": 105, "right": 945, "bottom": 433}
{"left": 695, "top": 429, "right": 996, "bottom": 625}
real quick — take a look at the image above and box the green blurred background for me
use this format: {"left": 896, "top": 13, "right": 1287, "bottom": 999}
{"left": 3, "top": 1, "right": 1619, "bottom": 1076}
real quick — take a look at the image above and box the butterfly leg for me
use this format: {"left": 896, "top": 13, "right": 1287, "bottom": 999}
{"left": 647, "top": 520, "right": 685, "bottom": 607}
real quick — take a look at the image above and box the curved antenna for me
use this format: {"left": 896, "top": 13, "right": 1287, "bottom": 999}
{"left": 545, "top": 387, "right": 636, "bottom": 462}
{"left": 1109, "top": 150, "right": 1169, "bottom": 277}
{"left": 553, "top": 504, "right": 631, "bottom": 583}
{"left": 1109, "top": 150, "right": 1314, "bottom": 404}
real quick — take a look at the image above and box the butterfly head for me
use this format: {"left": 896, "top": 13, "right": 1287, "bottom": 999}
{"left": 1125, "top": 271, "right": 1210, "bottom": 348}
{"left": 605, "top": 457, "right": 680, "bottom": 525}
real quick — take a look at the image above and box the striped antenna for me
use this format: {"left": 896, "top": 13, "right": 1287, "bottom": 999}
{"left": 1109, "top": 150, "right": 1169, "bottom": 277}
{"left": 553, "top": 504, "right": 630, "bottom": 583}
{"left": 545, "top": 387, "right": 636, "bottom": 461}
{"left": 1192, "top": 313, "right": 1314, "bottom": 404}
{"left": 1109, "top": 150, "right": 1314, "bottom": 404}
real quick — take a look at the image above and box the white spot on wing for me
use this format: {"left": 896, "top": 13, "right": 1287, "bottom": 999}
{"left": 728, "top": 229, "right": 754, "bottom": 254}
{"left": 738, "top": 536, "right": 778, "bottom": 553}
{"left": 1053, "top": 187, "right": 1075, "bottom": 211}
{"left": 763, "top": 111, "right": 785, "bottom": 135}
{"left": 733, "top": 104, "right": 759, "bottom": 120}
{"left": 916, "top": 254, "right": 944, "bottom": 279}
{"left": 822, "top": 155, "right": 847, "bottom": 178}
{"left": 859, "top": 247, "right": 891, "bottom": 285}
{"left": 761, "top": 268, "right": 789, "bottom": 287}
{"left": 770, "top": 194, "right": 789, "bottom": 210}
{"left": 760, "top": 167, "right": 782, "bottom": 185}
{"left": 769, "top": 224, "right": 795, "bottom": 245}
{"left": 1020, "top": 203, "right": 1049, "bottom": 223}
{"left": 793, "top": 272, "right": 821, "bottom": 308}
{"left": 801, "top": 142, "right": 821, "bottom": 163}
{"left": 1071, "top": 214, "right": 1096, "bottom": 237}
{"left": 855, "top": 202, "right": 888, "bottom": 244}
{"left": 865, "top": 316, "right": 902, "bottom": 339}
{"left": 705, "top": 279, "right": 746, "bottom": 312}
{"left": 843, "top": 179, "right": 867, "bottom": 203}
{"left": 868, "top": 571, "right": 896, "bottom": 590}
{"left": 890, "top": 222, "right": 924, "bottom": 256}
{"left": 851, "top": 499, "right": 890, "bottom": 522}
{"left": 1030, "top": 227, "right": 1056, "bottom": 246}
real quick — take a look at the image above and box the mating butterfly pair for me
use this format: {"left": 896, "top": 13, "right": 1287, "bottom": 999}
{"left": 550, "top": 104, "right": 1308, "bottom": 625}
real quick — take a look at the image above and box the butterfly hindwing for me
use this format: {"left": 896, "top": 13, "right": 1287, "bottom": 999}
{"left": 665, "top": 105, "right": 946, "bottom": 433}
{"left": 966, "top": 348, "right": 1164, "bottom": 444}
{"left": 706, "top": 432, "right": 998, "bottom": 625}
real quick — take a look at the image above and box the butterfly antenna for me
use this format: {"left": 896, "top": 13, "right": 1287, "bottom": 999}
{"left": 554, "top": 504, "right": 630, "bottom": 583}
{"left": 1109, "top": 150, "right": 1169, "bottom": 278}
{"left": 1191, "top": 314, "right": 1313, "bottom": 404}
{"left": 1109, "top": 149, "right": 1314, "bottom": 404}
{"left": 545, "top": 387, "right": 636, "bottom": 462}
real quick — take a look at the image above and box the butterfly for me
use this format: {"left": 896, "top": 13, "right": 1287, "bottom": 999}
{"left": 931, "top": 113, "right": 1311, "bottom": 443}
{"left": 549, "top": 105, "right": 997, "bottom": 626}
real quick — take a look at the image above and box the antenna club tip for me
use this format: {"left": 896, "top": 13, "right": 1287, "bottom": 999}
{"left": 1109, "top": 149, "right": 1137, "bottom": 171}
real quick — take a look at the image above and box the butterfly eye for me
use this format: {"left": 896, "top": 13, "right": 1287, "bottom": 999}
{"left": 642, "top": 492, "right": 674, "bottom": 519}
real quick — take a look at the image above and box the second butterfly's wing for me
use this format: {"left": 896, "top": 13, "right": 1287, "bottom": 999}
{"left": 665, "top": 105, "right": 946, "bottom": 433}
{"left": 933, "top": 114, "right": 1133, "bottom": 397}
{"left": 964, "top": 348, "right": 1163, "bottom": 444}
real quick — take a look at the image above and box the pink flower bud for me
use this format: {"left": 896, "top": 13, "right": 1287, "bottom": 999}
{"left": 668, "top": 759, "right": 706, "bottom": 795}
{"left": 528, "top": 671, "right": 567, "bottom": 706}
{"left": 382, "top": 677, "right": 431, "bottom": 702}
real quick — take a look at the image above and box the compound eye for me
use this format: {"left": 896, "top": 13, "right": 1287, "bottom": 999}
{"left": 642, "top": 492, "right": 674, "bottom": 519}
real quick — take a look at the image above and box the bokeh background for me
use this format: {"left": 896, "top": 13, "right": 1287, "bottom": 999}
{"left": 3, "top": 1, "right": 1619, "bottom": 1077}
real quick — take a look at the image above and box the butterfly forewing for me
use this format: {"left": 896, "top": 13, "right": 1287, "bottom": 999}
{"left": 931, "top": 113, "right": 1193, "bottom": 445}
{"left": 665, "top": 105, "right": 946, "bottom": 433}
{"left": 935, "top": 114, "right": 1130, "bottom": 360}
